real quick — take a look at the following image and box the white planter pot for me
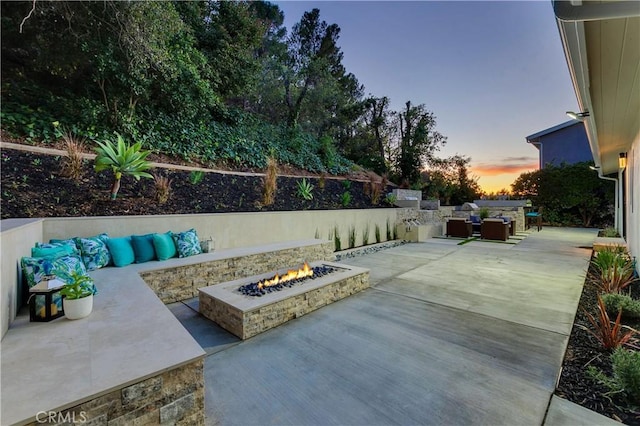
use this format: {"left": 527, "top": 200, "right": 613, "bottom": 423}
{"left": 63, "top": 295, "right": 93, "bottom": 320}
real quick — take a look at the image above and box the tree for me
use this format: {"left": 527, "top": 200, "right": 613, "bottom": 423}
{"left": 422, "top": 155, "right": 482, "bottom": 205}
{"left": 510, "top": 162, "right": 614, "bottom": 227}
{"left": 281, "top": 9, "right": 361, "bottom": 131}
{"left": 393, "top": 101, "right": 447, "bottom": 185}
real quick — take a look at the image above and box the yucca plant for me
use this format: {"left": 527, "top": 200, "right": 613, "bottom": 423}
{"left": 94, "top": 133, "right": 153, "bottom": 200}
{"left": 581, "top": 295, "right": 636, "bottom": 350}
{"left": 296, "top": 178, "right": 314, "bottom": 201}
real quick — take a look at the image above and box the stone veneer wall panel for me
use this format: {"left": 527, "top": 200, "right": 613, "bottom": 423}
{"left": 22, "top": 359, "right": 204, "bottom": 426}
{"left": 200, "top": 271, "right": 369, "bottom": 339}
{"left": 140, "top": 242, "right": 334, "bottom": 303}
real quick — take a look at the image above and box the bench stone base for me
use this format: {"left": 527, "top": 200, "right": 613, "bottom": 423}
{"left": 22, "top": 359, "right": 204, "bottom": 426}
{"left": 199, "top": 261, "right": 369, "bottom": 340}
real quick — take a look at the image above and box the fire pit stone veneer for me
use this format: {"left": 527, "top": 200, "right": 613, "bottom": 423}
{"left": 199, "top": 261, "right": 369, "bottom": 339}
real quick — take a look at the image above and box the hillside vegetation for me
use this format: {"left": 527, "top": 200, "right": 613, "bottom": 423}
{"left": 1, "top": 0, "right": 486, "bottom": 203}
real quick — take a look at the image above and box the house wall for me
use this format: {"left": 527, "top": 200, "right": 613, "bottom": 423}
{"left": 540, "top": 123, "right": 593, "bottom": 167}
{"left": 625, "top": 130, "right": 640, "bottom": 274}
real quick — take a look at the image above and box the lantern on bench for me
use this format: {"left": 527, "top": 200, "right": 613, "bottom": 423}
{"left": 28, "top": 276, "right": 65, "bottom": 322}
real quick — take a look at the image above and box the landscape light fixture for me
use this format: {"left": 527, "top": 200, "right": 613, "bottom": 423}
{"left": 619, "top": 152, "right": 627, "bottom": 169}
{"left": 589, "top": 165, "right": 599, "bottom": 171}
{"left": 566, "top": 111, "right": 590, "bottom": 121}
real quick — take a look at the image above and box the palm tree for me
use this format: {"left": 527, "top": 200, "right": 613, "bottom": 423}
{"left": 94, "top": 133, "right": 153, "bottom": 200}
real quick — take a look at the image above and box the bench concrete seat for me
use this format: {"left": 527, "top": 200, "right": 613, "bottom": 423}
{"left": 1, "top": 268, "right": 205, "bottom": 426}
{"left": 1, "top": 239, "right": 332, "bottom": 425}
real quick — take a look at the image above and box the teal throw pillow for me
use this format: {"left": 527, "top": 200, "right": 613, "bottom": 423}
{"left": 153, "top": 232, "right": 177, "bottom": 261}
{"left": 131, "top": 234, "right": 156, "bottom": 263}
{"left": 172, "top": 228, "right": 202, "bottom": 258}
{"left": 76, "top": 233, "right": 111, "bottom": 270}
{"left": 106, "top": 236, "right": 135, "bottom": 267}
{"left": 21, "top": 255, "right": 88, "bottom": 288}
{"left": 32, "top": 243, "right": 75, "bottom": 259}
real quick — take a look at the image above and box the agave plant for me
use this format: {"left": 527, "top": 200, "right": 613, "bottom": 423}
{"left": 95, "top": 133, "right": 153, "bottom": 200}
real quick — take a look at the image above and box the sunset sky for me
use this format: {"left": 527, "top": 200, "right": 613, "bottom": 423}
{"left": 275, "top": 1, "right": 579, "bottom": 193}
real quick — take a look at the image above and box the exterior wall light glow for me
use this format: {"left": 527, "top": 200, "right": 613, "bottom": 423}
{"left": 619, "top": 152, "right": 627, "bottom": 169}
{"left": 566, "top": 111, "right": 590, "bottom": 121}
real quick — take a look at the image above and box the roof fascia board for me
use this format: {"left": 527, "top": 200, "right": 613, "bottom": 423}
{"left": 555, "top": 17, "right": 602, "bottom": 167}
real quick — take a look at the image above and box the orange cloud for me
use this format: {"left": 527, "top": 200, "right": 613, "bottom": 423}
{"left": 471, "top": 157, "right": 538, "bottom": 176}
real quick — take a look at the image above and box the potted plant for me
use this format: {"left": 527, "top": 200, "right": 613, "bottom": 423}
{"left": 60, "top": 271, "right": 97, "bottom": 320}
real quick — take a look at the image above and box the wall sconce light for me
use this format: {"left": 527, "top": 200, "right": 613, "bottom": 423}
{"left": 619, "top": 152, "right": 627, "bottom": 169}
{"left": 566, "top": 111, "right": 590, "bottom": 121}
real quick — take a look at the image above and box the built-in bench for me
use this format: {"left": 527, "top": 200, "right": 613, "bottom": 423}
{"left": 1, "top": 239, "right": 333, "bottom": 425}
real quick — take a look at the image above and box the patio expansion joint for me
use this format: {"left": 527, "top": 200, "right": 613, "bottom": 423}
{"left": 369, "top": 285, "right": 573, "bottom": 339}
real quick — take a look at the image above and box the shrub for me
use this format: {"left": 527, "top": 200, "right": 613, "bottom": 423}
{"left": 334, "top": 225, "right": 341, "bottom": 252}
{"left": 611, "top": 347, "right": 640, "bottom": 402}
{"left": 384, "top": 193, "right": 397, "bottom": 206}
{"left": 61, "top": 131, "right": 85, "bottom": 181}
{"left": 602, "top": 293, "right": 640, "bottom": 319}
{"left": 588, "top": 348, "right": 640, "bottom": 404}
{"left": 591, "top": 248, "right": 637, "bottom": 293}
{"left": 296, "top": 178, "right": 314, "bottom": 201}
{"left": 262, "top": 157, "right": 278, "bottom": 206}
{"left": 375, "top": 224, "right": 381, "bottom": 244}
{"left": 362, "top": 223, "right": 370, "bottom": 246}
{"left": 479, "top": 207, "right": 490, "bottom": 219}
{"left": 367, "top": 172, "right": 382, "bottom": 205}
{"left": 348, "top": 225, "right": 357, "bottom": 248}
{"left": 386, "top": 219, "right": 392, "bottom": 241}
{"left": 601, "top": 227, "right": 621, "bottom": 238}
{"left": 318, "top": 173, "right": 326, "bottom": 190}
{"left": 340, "top": 191, "right": 351, "bottom": 207}
{"left": 342, "top": 179, "right": 352, "bottom": 190}
{"left": 581, "top": 295, "right": 636, "bottom": 350}
{"left": 152, "top": 173, "right": 172, "bottom": 204}
{"left": 189, "top": 170, "right": 205, "bottom": 185}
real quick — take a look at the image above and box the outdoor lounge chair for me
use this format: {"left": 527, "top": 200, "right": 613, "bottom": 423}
{"left": 469, "top": 215, "right": 482, "bottom": 235}
{"left": 481, "top": 218, "right": 509, "bottom": 241}
{"left": 495, "top": 216, "right": 516, "bottom": 236}
{"left": 446, "top": 217, "right": 472, "bottom": 238}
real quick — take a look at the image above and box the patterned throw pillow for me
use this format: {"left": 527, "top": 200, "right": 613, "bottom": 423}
{"left": 21, "top": 255, "right": 88, "bottom": 288}
{"left": 76, "top": 233, "right": 111, "bottom": 270}
{"left": 32, "top": 242, "right": 76, "bottom": 259}
{"left": 171, "top": 229, "right": 202, "bottom": 258}
{"left": 48, "top": 238, "right": 82, "bottom": 256}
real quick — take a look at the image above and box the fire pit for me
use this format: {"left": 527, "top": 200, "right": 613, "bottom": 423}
{"left": 238, "top": 262, "right": 337, "bottom": 297}
{"left": 199, "top": 260, "right": 369, "bottom": 339}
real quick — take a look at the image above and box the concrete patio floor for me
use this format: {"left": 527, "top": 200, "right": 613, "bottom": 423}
{"left": 169, "top": 227, "right": 620, "bottom": 426}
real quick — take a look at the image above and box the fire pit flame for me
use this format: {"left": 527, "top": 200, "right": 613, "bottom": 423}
{"left": 238, "top": 262, "right": 338, "bottom": 297}
{"left": 257, "top": 262, "right": 313, "bottom": 289}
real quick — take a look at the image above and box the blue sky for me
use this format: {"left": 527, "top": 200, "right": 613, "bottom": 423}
{"left": 274, "top": 0, "right": 578, "bottom": 192}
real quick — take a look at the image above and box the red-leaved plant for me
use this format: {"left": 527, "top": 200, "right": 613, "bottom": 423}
{"left": 581, "top": 295, "right": 637, "bottom": 350}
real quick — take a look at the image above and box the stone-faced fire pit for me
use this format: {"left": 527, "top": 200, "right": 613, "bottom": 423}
{"left": 199, "top": 260, "right": 369, "bottom": 339}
